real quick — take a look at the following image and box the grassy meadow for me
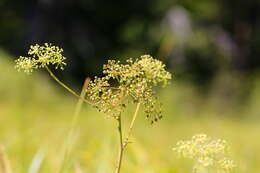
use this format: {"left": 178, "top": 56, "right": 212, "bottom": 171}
{"left": 1, "top": 50, "right": 260, "bottom": 173}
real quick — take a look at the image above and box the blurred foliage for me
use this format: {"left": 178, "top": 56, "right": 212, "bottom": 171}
{"left": 0, "top": 0, "right": 174, "bottom": 83}
{"left": 169, "top": 0, "right": 260, "bottom": 84}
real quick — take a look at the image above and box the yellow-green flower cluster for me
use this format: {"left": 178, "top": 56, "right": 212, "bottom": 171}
{"left": 15, "top": 43, "right": 66, "bottom": 74}
{"left": 14, "top": 57, "right": 37, "bottom": 74}
{"left": 87, "top": 55, "right": 172, "bottom": 122}
{"left": 87, "top": 76, "right": 125, "bottom": 118}
{"left": 103, "top": 55, "right": 171, "bottom": 87}
{"left": 173, "top": 134, "right": 236, "bottom": 172}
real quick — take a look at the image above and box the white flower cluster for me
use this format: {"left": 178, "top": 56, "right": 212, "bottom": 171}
{"left": 173, "top": 134, "right": 236, "bottom": 172}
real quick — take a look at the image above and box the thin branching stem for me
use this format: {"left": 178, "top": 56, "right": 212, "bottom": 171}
{"left": 115, "top": 102, "right": 141, "bottom": 173}
{"left": 115, "top": 115, "right": 124, "bottom": 173}
{"left": 45, "top": 66, "right": 95, "bottom": 106}
{"left": 123, "top": 102, "right": 141, "bottom": 148}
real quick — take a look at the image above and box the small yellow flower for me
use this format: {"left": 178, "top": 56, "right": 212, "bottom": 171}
{"left": 14, "top": 56, "right": 36, "bottom": 74}
{"left": 28, "top": 44, "right": 40, "bottom": 56}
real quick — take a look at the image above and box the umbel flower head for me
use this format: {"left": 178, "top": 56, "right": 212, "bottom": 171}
{"left": 87, "top": 55, "right": 172, "bottom": 123}
{"left": 173, "top": 134, "right": 236, "bottom": 172}
{"left": 15, "top": 43, "right": 66, "bottom": 74}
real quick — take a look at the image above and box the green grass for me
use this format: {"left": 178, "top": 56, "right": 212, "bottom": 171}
{"left": 1, "top": 50, "right": 260, "bottom": 173}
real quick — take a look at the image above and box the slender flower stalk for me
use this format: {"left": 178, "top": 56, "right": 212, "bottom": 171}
{"left": 123, "top": 102, "right": 141, "bottom": 148}
{"left": 115, "top": 116, "right": 124, "bottom": 173}
{"left": 45, "top": 66, "right": 94, "bottom": 106}
{"left": 115, "top": 102, "right": 141, "bottom": 173}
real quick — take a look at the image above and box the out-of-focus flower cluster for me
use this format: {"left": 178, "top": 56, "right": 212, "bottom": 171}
{"left": 15, "top": 43, "right": 66, "bottom": 74}
{"left": 87, "top": 55, "right": 172, "bottom": 122}
{"left": 173, "top": 134, "right": 236, "bottom": 172}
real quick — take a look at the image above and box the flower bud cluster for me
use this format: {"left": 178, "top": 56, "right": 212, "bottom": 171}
{"left": 15, "top": 43, "right": 66, "bottom": 74}
{"left": 87, "top": 55, "right": 172, "bottom": 122}
{"left": 173, "top": 134, "right": 236, "bottom": 172}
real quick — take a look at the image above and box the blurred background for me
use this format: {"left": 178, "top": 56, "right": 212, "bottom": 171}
{"left": 1, "top": 0, "right": 260, "bottom": 172}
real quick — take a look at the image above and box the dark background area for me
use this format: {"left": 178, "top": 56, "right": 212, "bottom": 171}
{"left": 1, "top": 0, "right": 260, "bottom": 87}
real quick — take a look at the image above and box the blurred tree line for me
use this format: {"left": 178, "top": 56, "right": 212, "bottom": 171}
{"left": 1, "top": 0, "right": 260, "bottom": 86}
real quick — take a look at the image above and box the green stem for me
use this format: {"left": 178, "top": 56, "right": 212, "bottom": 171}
{"left": 115, "top": 102, "right": 141, "bottom": 173}
{"left": 45, "top": 66, "right": 94, "bottom": 106}
{"left": 123, "top": 103, "right": 141, "bottom": 148}
{"left": 115, "top": 116, "right": 124, "bottom": 173}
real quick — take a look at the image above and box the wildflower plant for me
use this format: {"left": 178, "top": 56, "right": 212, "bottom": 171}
{"left": 15, "top": 43, "right": 172, "bottom": 173}
{"left": 173, "top": 134, "right": 236, "bottom": 173}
